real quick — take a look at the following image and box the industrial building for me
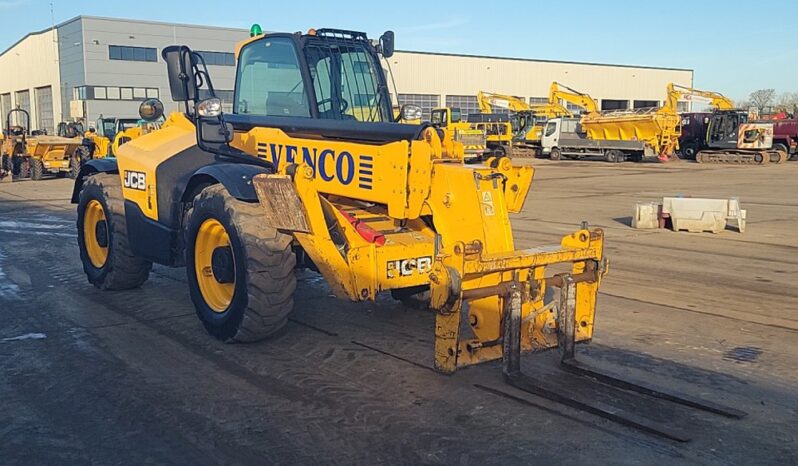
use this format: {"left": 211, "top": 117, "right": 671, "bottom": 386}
{"left": 0, "top": 15, "right": 693, "bottom": 134}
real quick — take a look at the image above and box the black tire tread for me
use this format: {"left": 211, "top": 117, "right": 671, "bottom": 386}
{"left": 187, "top": 184, "right": 296, "bottom": 342}
{"left": 79, "top": 173, "right": 152, "bottom": 290}
{"left": 31, "top": 158, "right": 44, "bottom": 180}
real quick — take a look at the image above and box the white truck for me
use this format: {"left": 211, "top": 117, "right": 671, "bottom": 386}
{"left": 540, "top": 117, "right": 655, "bottom": 163}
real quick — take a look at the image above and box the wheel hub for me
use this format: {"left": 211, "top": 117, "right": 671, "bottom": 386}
{"left": 95, "top": 220, "right": 109, "bottom": 248}
{"left": 211, "top": 246, "right": 235, "bottom": 284}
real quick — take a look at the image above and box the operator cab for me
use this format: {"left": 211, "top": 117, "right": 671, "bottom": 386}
{"left": 707, "top": 110, "right": 749, "bottom": 149}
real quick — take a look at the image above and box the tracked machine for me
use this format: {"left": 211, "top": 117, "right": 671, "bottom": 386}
{"left": 72, "top": 26, "right": 744, "bottom": 440}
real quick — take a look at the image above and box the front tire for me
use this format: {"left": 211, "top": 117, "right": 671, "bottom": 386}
{"left": 550, "top": 147, "right": 562, "bottom": 160}
{"left": 31, "top": 159, "right": 44, "bottom": 180}
{"left": 185, "top": 184, "right": 296, "bottom": 343}
{"left": 77, "top": 173, "right": 152, "bottom": 289}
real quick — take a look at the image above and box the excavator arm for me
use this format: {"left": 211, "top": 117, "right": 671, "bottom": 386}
{"left": 549, "top": 82, "right": 599, "bottom": 115}
{"left": 664, "top": 83, "right": 735, "bottom": 112}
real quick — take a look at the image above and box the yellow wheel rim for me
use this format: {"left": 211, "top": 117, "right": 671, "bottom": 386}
{"left": 83, "top": 199, "right": 109, "bottom": 268}
{"left": 194, "top": 218, "right": 235, "bottom": 313}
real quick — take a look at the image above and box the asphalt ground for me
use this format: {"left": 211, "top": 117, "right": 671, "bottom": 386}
{"left": 1, "top": 158, "right": 797, "bottom": 465}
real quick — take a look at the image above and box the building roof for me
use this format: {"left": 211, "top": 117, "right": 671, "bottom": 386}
{"left": 0, "top": 15, "right": 693, "bottom": 75}
{"left": 395, "top": 49, "right": 693, "bottom": 73}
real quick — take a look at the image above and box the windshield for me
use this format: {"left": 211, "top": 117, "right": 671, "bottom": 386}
{"left": 544, "top": 121, "right": 557, "bottom": 137}
{"left": 304, "top": 38, "right": 391, "bottom": 122}
{"left": 234, "top": 36, "right": 391, "bottom": 122}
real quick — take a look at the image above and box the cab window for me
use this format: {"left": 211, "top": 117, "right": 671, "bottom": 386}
{"left": 235, "top": 38, "right": 310, "bottom": 117}
{"left": 431, "top": 109, "right": 446, "bottom": 126}
{"left": 450, "top": 108, "right": 462, "bottom": 123}
{"left": 544, "top": 121, "right": 557, "bottom": 137}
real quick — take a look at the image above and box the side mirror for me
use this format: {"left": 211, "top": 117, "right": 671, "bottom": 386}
{"left": 139, "top": 98, "right": 164, "bottom": 121}
{"left": 162, "top": 45, "right": 198, "bottom": 101}
{"left": 379, "top": 31, "right": 395, "bottom": 58}
{"left": 399, "top": 104, "right": 422, "bottom": 122}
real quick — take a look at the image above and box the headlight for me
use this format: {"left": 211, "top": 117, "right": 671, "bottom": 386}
{"left": 196, "top": 98, "right": 223, "bottom": 117}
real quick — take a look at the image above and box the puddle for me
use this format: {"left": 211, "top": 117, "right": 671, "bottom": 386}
{"left": 0, "top": 249, "right": 21, "bottom": 300}
{"left": 1, "top": 332, "right": 46, "bottom": 342}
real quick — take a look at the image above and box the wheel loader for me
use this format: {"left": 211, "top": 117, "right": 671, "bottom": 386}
{"left": 71, "top": 26, "right": 743, "bottom": 440}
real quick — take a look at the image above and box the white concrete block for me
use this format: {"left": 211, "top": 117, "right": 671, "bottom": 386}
{"left": 632, "top": 202, "right": 659, "bottom": 229}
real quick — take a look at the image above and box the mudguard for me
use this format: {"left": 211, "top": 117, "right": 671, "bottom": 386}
{"left": 185, "top": 163, "right": 273, "bottom": 203}
{"left": 71, "top": 158, "right": 119, "bottom": 203}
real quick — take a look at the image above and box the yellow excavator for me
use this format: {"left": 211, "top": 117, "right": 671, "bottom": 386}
{"left": 477, "top": 83, "right": 599, "bottom": 154}
{"left": 71, "top": 26, "right": 744, "bottom": 440}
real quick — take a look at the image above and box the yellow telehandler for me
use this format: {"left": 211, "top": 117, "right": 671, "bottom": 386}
{"left": 71, "top": 26, "right": 743, "bottom": 440}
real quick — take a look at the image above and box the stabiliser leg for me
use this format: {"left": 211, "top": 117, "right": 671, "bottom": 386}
{"left": 502, "top": 275, "right": 745, "bottom": 442}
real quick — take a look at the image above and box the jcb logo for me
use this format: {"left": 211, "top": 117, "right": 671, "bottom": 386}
{"left": 386, "top": 256, "right": 432, "bottom": 278}
{"left": 123, "top": 170, "right": 146, "bottom": 190}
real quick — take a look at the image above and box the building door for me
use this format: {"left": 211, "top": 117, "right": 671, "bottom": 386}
{"left": 35, "top": 86, "right": 54, "bottom": 135}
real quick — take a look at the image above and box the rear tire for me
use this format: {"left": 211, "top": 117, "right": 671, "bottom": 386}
{"left": 31, "top": 159, "right": 44, "bottom": 180}
{"left": 17, "top": 156, "right": 30, "bottom": 178}
{"left": 77, "top": 173, "right": 152, "bottom": 290}
{"left": 185, "top": 184, "right": 296, "bottom": 343}
{"left": 550, "top": 147, "right": 562, "bottom": 160}
{"left": 605, "top": 150, "right": 622, "bottom": 163}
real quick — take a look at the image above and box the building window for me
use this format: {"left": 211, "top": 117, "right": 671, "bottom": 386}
{"left": 0, "top": 93, "right": 11, "bottom": 131}
{"left": 445, "top": 95, "right": 479, "bottom": 119}
{"left": 133, "top": 88, "right": 146, "bottom": 99}
{"left": 601, "top": 99, "right": 629, "bottom": 111}
{"left": 633, "top": 100, "right": 659, "bottom": 109}
{"left": 109, "top": 45, "right": 157, "bottom": 62}
{"left": 120, "top": 88, "right": 133, "bottom": 100}
{"left": 566, "top": 103, "right": 585, "bottom": 114}
{"left": 34, "top": 86, "right": 54, "bottom": 134}
{"left": 676, "top": 101, "right": 690, "bottom": 112}
{"left": 398, "top": 94, "right": 439, "bottom": 120}
{"left": 14, "top": 90, "right": 31, "bottom": 127}
{"left": 146, "top": 88, "right": 159, "bottom": 98}
{"left": 529, "top": 97, "right": 548, "bottom": 105}
{"left": 106, "top": 87, "right": 121, "bottom": 100}
{"left": 196, "top": 50, "right": 235, "bottom": 66}
{"left": 94, "top": 87, "right": 107, "bottom": 99}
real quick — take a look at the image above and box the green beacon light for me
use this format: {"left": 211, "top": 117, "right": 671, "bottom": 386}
{"left": 250, "top": 24, "right": 263, "bottom": 37}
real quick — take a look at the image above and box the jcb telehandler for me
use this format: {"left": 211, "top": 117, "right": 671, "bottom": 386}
{"left": 72, "top": 27, "right": 743, "bottom": 440}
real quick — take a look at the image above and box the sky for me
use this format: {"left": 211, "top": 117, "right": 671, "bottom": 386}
{"left": 1, "top": 0, "right": 796, "bottom": 101}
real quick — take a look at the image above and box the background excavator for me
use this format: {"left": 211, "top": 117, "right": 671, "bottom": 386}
{"left": 673, "top": 85, "right": 790, "bottom": 164}
{"left": 477, "top": 83, "right": 599, "bottom": 156}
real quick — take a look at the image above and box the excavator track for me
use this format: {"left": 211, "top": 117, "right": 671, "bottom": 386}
{"left": 695, "top": 149, "right": 788, "bottom": 165}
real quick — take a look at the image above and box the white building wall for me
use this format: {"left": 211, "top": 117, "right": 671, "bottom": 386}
{"left": 389, "top": 51, "right": 693, "bottom": 109}
{"left": 0, "top": 28, "right": 62, "bottom": 132}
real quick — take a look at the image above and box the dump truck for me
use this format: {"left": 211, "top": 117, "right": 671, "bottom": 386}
{"left": 1, "top": 108, "right": 84, "bottom": 180}
{"left": 578, "top": 83, "right": 687, "bottom": 162}
{"left": 466, "top": 112, "right": 515, "bottom": 156}
{"left": 71, "top": 26, "right": 744, "bottom": 440}
{"left": 541, "top": 117, "right": 652, "bottom": 162}
{"left": 430, "top": 107, "right": 488, "bottom": 162}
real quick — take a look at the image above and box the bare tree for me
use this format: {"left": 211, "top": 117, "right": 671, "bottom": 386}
{"left": 775, "top": 92, "right": 798, "bottom": 113}
{"left": 748, "top": 89, "right": 776, "bottom": 112}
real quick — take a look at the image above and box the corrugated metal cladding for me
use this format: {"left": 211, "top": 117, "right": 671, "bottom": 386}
{"left": 0, "top": 16, "right": 693, "bottom": 126}
{"left": 389, "top": 51, "right": 693, "bottom": 110}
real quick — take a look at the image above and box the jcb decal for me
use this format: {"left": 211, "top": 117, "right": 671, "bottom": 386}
{"left": 123, "top": 170, "right": 146, "bottom": 190}
{"left": 387, "top": 256, "right": 432, "bottom": 278}
{"left": 256, "top": 142, "right": 373, "bottom": 190}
